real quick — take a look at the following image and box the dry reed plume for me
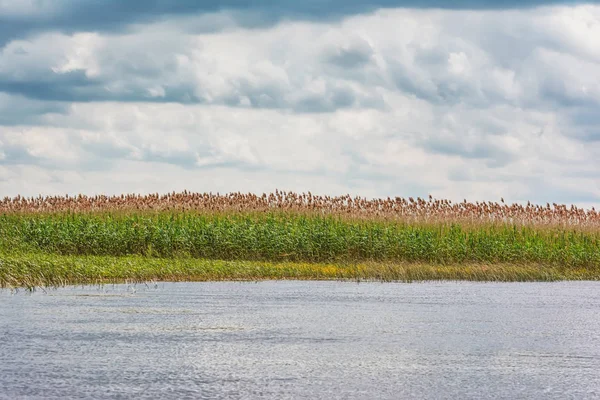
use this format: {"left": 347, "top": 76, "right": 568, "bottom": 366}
{"left": 1, "top": 190, "right": 599, "bottom": 227}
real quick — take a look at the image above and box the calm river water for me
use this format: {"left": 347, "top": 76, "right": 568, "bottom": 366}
{"left": 1, "top": 281, "right": 599, "bottom": 399}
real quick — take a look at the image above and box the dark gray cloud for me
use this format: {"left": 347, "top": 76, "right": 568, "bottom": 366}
{"left": 0, "top": 35, "right": 386, "bottom": 113}
{"left": 0, "top": 78, "right": 202, "bottom": 104}
{"left": 562, "top": 108, "right": 600, "bottom": 142}
{"left": 293, "top": 85, "right": 386, "bottom": 113}
{"left": 0, "top": 70, "right": 99, "bottom": 102}
{"left": 0, "top": 93, "right": 69, "bottom": 126}
{"left": 324, "top": 39, "right": 374, "bottom": 69}
{"left": 0, "top": 0, "right": 589, "bottom": 47}
{"left": 391, "top": 65, "right": 487, "bottom": 107}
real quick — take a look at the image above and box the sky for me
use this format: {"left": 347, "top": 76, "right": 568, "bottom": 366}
{"left": 1, "top": 1, "right": 599, "bottom": 206}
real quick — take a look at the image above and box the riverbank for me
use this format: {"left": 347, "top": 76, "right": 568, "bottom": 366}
{"left": 2, "top": 252, "right": 599, "bottom": 289}
{"left": 2, "top": 192, "right": 600, "bottom": 288}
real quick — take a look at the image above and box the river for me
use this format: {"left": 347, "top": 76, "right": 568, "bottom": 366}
{"left": 1, "top": 281, "right": 599, "bottom": 399}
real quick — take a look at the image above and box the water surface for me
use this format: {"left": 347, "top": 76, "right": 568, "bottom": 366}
{"left": 1, "top": 281, "right": 599, "bottom": 399}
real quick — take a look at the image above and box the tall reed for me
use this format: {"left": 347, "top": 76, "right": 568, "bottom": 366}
{"left": 2, "top": 191, "right": 599, "bottom": 228}
{"left": 2, "top": 212, "right": 599, "bottom": 268}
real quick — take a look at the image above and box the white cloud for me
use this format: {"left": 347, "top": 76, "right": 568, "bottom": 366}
{"left": 0, "top": 5, "right": 599, "bottom": 206}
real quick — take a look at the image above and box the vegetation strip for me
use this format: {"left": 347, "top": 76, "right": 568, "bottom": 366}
{"left": 2, "top": 190, "right": 599, "bottom": 227}
{"left": 2, "top": 253, "right": 598, "bottom": 289}
{"left": 2, "top": 212, "right": 600, "bottom": 267}
{"left": 1, "top": 191, "right": 600, "bottom": 287}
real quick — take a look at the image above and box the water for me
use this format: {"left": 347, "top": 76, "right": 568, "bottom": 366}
{"left": 1, "top": 281, "right": 600, "bottom": 399}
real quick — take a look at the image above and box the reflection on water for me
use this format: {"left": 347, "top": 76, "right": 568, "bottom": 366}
{"left": 1, "top": 281, "right": 600, "bottom": 399}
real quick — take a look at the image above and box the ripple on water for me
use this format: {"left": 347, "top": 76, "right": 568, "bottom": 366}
{"left": 1, "top": 281, "right": 600, "bottom": 400}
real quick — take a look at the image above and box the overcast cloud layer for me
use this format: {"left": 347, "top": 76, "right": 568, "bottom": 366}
{"left": 1, "top": 1, "right": 599, "bottom": 205}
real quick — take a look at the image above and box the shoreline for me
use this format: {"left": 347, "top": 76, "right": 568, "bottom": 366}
{"left": 2, "top": 206, "right": 600, "bottom": 288}
{"left": 2, "top": 252, "right": 599, "bottom": 289}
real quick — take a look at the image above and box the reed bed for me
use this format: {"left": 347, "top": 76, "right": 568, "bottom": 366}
{"left": 2, "top": 213, "right": 600, "bottom": 268}
{"left": 1, "top": 191, "right": 600, "bottom": 287}
{"left": 2, "top": 190, "right": 599, "bottom": 228}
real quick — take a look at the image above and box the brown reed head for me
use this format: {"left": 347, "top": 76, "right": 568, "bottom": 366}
{"left": 1, "top": 191, "right": 599, "bottom": 228}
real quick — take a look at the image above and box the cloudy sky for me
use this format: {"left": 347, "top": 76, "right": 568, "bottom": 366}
{"left": 1, "top": 1, "right": 599, "bottom": 205}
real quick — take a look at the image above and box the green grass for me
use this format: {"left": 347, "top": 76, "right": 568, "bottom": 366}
{"left": 2, "top": 212, "right": 600, "bottom": 266}
{"left": 2, "top": 253, "right": 597, "bottom": 289}
{"left": 1, "top": 211, "right": 600, "bottom": 287}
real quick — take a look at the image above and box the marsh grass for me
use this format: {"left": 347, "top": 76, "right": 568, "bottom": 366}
{"left": 2, "top": 252, "right": 597, "bottom": 290}
{"left": 2, "top": 212, "right": 600, "bottom": 268}
{"left": 2, "top": 191, "right": 599, "bottom": 230}
{"left": 2, "top": 192, "right": 600, "bottom": 288}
